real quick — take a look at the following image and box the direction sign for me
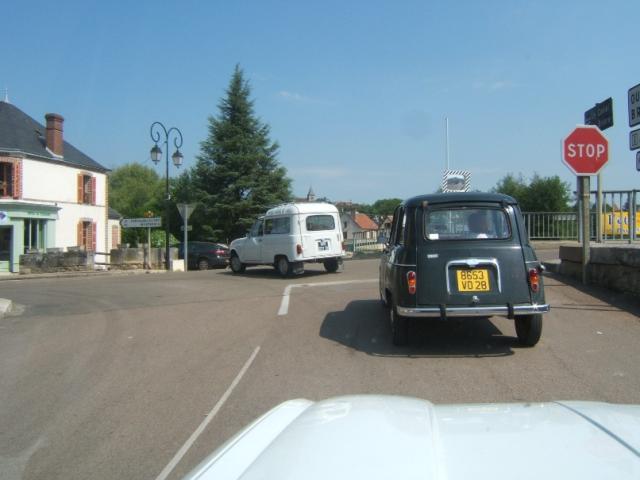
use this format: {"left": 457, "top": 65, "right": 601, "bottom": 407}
{"left": 629, "top": 83, "right": 640, "bottom": 127}
{"left": 562, "top": 125, "right": 609, "bottom": 176}
{"left": 631, "top": 128, "right": 640, "bottom": 151}
{"left": 121, "top": 217, "right": 162, "bottom": 228}
{"left": 584, "top": 97, "right": 613, "bottom": 130}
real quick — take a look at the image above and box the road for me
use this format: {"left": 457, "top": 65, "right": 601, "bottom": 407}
{"left": 0, "top": 259, "right": 638, "bottom": 479}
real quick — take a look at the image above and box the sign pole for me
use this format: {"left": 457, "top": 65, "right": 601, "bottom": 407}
{"left": 147, "top": 226, "right": 151, "bottom": 269}
{"left": 596, "top": 173, "right": 602, "bottom": 243}
{"left": 580, "top": 176, "right": 591, "bottom": 284}
{"left": 183, "top": 214, "right": 188, "bottom": 271}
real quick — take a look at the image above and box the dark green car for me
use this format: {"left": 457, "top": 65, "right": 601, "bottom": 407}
{"left": 379, "top": 193, "right": 549, "bottom": 347}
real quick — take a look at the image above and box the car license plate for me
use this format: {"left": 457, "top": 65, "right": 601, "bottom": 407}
{"left": 317, "top": 239, "right": 330, "bottom": 251}
{"left": 456, "top": 269, "right": 490, "bottom": 292}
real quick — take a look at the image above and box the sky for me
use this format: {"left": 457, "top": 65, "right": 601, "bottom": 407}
{"left": 2, "top": 0, "right": 639, "bottom": 203}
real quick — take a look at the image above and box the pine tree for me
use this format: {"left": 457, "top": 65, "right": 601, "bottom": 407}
{"left": 187, "top": 65, "right": 291, "bottom": 242}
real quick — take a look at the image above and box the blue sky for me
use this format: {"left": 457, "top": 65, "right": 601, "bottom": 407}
{"left": 2, "top": 0, "right": 639, "bottom": 202}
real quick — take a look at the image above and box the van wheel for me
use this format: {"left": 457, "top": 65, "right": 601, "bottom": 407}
{"left": 515, "top": 314, "right": 542, "bottom": 347}
{"left": 276, "top": 256, "right": 291, "bottom": 277}
{"left": 323, "top": 258, "right": 340, "bottom": 273}
{"left": 390, "top": 299, "right": 408, "bottom": 346}
{"left": 230, "top": 254, "right": 245, "bottom": 274}
{"left": 197, "top": 258, "right": 209, "bottom": 270}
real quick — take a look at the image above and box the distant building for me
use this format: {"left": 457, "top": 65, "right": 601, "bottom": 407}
{"left": 340, "top": 211, "right": 378, "bottom": 240}
{"left": 0, "top": 100, "right": 109, "bottom": 272}
{"left": 294, "top": 186, "right": 323, "bottom": 203}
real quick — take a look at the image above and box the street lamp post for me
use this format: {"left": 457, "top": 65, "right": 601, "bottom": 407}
{"left": 149, "top": 122, "right": 184, "bottom": 270}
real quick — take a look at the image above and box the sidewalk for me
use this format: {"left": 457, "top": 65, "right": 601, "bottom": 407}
{"left": 0, "top": 269, "right": 168, "bottom": 282}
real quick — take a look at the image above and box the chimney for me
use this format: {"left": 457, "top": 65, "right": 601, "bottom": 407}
{"left": 45, "top": 113, "right": 64, "bottom": 156}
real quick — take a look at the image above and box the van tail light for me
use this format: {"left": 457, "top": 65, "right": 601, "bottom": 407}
{"left": 341, "top": 241, "right": 346, "bottom": 251}
{"left": 296, "top": 244, "right": 303, "bottom": 255}
{"left": 407, "top": 271, "right": 417, "bottom": 295}
{"left": 528, "top": 268, "right": 540, "bottom": 293}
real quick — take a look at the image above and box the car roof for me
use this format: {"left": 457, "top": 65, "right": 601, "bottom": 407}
{"left": 265, "top": 202, "right": 339, "bottom": 216}
{"left": 402, "top": 192, "right": 518, "bottom": 208}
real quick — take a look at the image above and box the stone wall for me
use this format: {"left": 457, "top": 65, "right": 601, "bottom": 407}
{"left": 555, "top": 245, "right": 640, "bottom": 295}
{"left": 20, "top": 248, "right": 95, "bottom": 274}
{"left": 109, "top": 247, "right": 178, "bottom": 270}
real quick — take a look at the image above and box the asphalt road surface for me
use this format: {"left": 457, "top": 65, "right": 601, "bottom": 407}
{"left": 0, "top": 259, "right": 638, "bottom": 479}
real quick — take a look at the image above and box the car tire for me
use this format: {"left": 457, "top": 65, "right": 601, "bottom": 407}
{"left": 390, "top": 299, "right": 408, "bottom": 346}
{"left": 197, "top": 258, "right": 209, "bottom": 271}
{"left": 230, "top": 254, "right": 245, "bottom": 274}
{"left": 515, "top": 314, "right": 542, "bottom": 347}
{"left": 323, "top": 258, "right": 340, "bottom": 273}
{"left": 276, "top": 256, "right": 291, "bottom": 277}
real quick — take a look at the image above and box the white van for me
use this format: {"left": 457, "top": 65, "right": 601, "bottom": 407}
{"left": 229, "top": 203, "right": 344, "bottom": 276}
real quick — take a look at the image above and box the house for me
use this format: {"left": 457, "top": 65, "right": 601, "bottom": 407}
{"left": 107, "top": 207, "right": 122, "bottom": 252}
{"left": 0, "top": 99, "right": 109, "bottom": 272}
{"left": 340, "top": 211, "right": 378, "bottom": 240}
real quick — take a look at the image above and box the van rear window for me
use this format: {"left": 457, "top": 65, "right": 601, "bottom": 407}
{"left": 306, "top": 215, "right": 335, "bottom": 231}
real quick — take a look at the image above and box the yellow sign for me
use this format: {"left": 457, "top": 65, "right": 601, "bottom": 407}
{"left": 601, "top": 211, "right": 640, "bottom": 236}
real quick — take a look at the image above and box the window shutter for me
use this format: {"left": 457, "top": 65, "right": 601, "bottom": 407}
{"left": 12, "top": 160, "right": 22, "bottom": 199}
{"left": 91, "top": 222, "right": 97, "bottom": 252}
{"left": 77, "top": 221, "right": 83, "bottom": 247}
{"left": 91, "top": 176, "right": 97, "bottom": 205}
{"left": 77, "top": 174, "right": 83, "bottom": 203}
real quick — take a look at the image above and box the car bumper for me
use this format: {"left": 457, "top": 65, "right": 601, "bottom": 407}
{"left": 397, "top": 303, "right": 550, "bottom": 318}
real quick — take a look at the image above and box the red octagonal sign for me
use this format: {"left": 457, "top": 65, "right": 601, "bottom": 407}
{"left": 562, "top": 125, "right": 609, "bottom": 175}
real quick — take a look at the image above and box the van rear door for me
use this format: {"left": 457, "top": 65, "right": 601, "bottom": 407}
{"left": 300, "top": 213, "right": 342, "bottom": 258}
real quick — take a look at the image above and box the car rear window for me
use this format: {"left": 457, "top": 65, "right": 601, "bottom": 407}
{"left": 306, "top": 215, "right": 335, "bottom": 231}
{"left": 424, "top": 207, "right": 511, "bottom": 240}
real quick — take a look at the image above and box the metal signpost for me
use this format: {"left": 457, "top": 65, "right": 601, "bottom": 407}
{"left": 177, "top": 204, "right": 196, "bottom": 271}
{"left": 562, "top": 126, "right": 609, "bottom": 284}
{"left": 584, "top": 97, "right": 614, "bottom": 242}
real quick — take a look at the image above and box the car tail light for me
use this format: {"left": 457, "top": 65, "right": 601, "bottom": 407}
{"left": 296, "top": 244, "right": 303, "bottom": 255}
{"left": 407, "top": 271, "right": 416, "bottom": 295}
{"left": 528, "top": 268, "right": 539, "bottom": 293}
{"left": 213, "top": 249, "right": 226, "bottom": 255}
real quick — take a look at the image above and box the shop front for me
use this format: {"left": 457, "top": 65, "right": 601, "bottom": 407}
{"left": 0, "top": 202, "right": 59, "bottom": 273}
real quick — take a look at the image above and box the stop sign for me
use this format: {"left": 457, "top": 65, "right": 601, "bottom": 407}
{"left": 562, "top": 125, "right": 609, "bottom": 175}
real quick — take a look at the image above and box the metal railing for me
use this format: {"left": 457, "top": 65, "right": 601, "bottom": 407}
{"left": 522, "top": 212, "right": 578, "bottom": 240}
{"left": 347, "top": 230, "right": 389, "bottom": 253}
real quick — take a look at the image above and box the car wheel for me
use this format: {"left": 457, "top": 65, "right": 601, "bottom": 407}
{"left": 230, "top": 254, "right": 245, "bottom": 274}
{"left": 276, "top": 256, "right": 291, "bottom": 277}
{"left": 390, "top": 299, "right": 408, "bottom": 346}
{"left": 323, "top": 258, "right": 340, "bottom": 273}
{"left": 197, "top": 258, "right": 209, "bottom": 271}
{"left": 515, "top": 314, "right": 542, "bottom": 347}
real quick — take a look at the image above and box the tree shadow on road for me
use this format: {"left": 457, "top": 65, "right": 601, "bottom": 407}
{"left": 320, "top": 299, "right": 517, "bottom": 358}
{"left": 545, "top": 272, "right": 640, "bottom": 318}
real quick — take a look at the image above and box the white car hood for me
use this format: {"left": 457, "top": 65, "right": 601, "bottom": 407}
{"left": 184, "top": 395, "right": 640, "bottom": 480}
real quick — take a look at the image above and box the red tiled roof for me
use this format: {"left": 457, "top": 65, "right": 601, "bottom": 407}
{"left": 354, "top": 213, "right": 378, "bottom": 230}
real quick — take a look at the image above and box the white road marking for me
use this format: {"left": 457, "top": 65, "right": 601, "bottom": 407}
{"left": 154, "top": 345, "right": 261, "bottom": 480}
{"left": 277, "top": 279, "right": 377, "bottom": 316}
